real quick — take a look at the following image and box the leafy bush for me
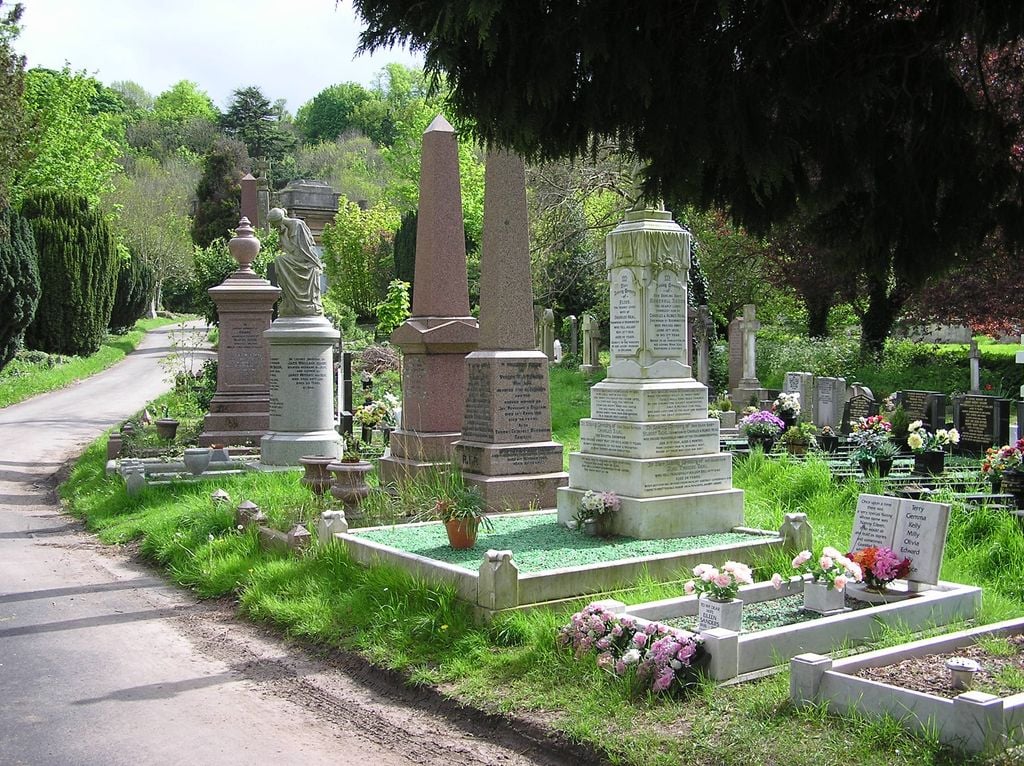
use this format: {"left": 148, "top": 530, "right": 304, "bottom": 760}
{"left": 321, "top": 198, "right": 400, "bottom": 319}
{"left": 22, "top": 191, "right": 118, "bottom": 356}
{"left": 322, "top": 294, "right": 357, "bottom": 334}
{"left": 108, "top": 253, "right": 154, "bottom": 333}
{"left": 374, "top": 279, "right": 410, "bottom": 338}
{"left": 0, "top": 205, "right": 39, "bottom": 370}
{"left": 757, "top": 330, "right": 861, "bottom": 387}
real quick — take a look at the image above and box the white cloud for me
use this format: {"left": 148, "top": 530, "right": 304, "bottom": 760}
{"left": 17, "top": 0, "right": 424, "bottom": 112}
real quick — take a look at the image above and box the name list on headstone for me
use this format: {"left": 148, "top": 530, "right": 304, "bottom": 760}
{"left": 580, "top": 419, "right": 718, "bottom": 458}
{"left": 646, "top": 271, "right": 686, "bottom": 355}
{"left": 591, "top": 386, "right": 707, "bottom": 422}
{"left": 268, "top": 355, "right": 329, "bottom": 417}
{"left": 462, "top": 358, "right": 549, "bottom": 444}
{"left": 610, "top": 270, "right": 641, "bottom": 359}
{"left": 849, "top": 493, "right": 949, "bottom": 587}
{"left": 223, "top": 322, "right": 263, "bottom": 380}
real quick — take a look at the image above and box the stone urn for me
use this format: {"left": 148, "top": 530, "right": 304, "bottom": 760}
{"left": 327, "top": 460, "right": 373, "bottom": 512}
{"left": 299, "top": 455, "right": 336, "bottom": 497}
{"left": 183, "top": 447, "right": 212, "bottom": 476}
{"left": 155, "top": 418, "right": 179, "bottom": 441}
{"left": 802, "top": 581, "right": 847, "bottom": 615}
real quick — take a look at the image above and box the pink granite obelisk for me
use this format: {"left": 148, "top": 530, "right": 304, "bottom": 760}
{"left": 454, "top": 151, "right": 567, "bottom": 510}
{"left": 199, "top": 217, "right": 281, "bottom": 447}
{"left": 378, "top": 115, "right": 479, "bottom": 483}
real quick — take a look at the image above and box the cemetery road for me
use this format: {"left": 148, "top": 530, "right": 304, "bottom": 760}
{"left": 0, "top": 323, "right": 575, "bottom": 766}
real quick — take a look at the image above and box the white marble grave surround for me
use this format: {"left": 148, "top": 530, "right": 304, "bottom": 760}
{"left": 261, "top": 316, "right": 341, "bottom": 466}
{"left": 849, "top": 493, "right": 950, "bottom": 587}
{"left": 558, "top": 208, "right": 744, "bottom": 539}
{"left": 784, "top": 371, "right": 816, "bottom": 424}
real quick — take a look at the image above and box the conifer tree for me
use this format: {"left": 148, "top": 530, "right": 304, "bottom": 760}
{"left": 0, "top": 204, "right": 39, "bottom": 369}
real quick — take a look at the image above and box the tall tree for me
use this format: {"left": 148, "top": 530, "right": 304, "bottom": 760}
{"left": 153, "top": 80, "right": 218, "bottom": 123}
{"left": 0, "top": 203, "right": 38, "bottom": 369}
{"left": 220, "top": 86, "right": 295, "bottom": 166}
{"left": 191, "top": 138, "right": 248, "bottom": 249}
{"left": 106, "top": 154, "right": 198, "bottom": 313}
{"left": 296, "top": 82, "right": 373, "bottom": 144}
{"left": 22, "top": 191, "right": 118, "bottom": 356}
{"left": 355, "top": 1, "right": 1024, "bottom": 355}
{"left": 13, "top": 68, "right": 125, "bottom": 206}
{"left": 0, "top": 1, "right": 29, "bottom": 208}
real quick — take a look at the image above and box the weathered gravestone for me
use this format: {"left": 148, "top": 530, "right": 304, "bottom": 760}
{"left": 849, "top": 493, "right": 951, "bottom": 588}
{"left": 199, "top": 217, "right": 281, "bottom": 447}
{"left": 897, "top": 390, "right": 947, "bottom": 431}
{"left": 784, "top": 372, "right": 815, "bottom": 424}
{"left": 841, "top": 392, "right": 879, "bottom": 435}
{"left": 557, "top": 205, "right": 743, "bottom": 539}
{"left": 381, "top": 115, "right": 479, "bottom": 483}
{"left": 953, "top": 394, "right": 1011, "bottom": 457}
{"left": 568, "top": 314, "right": 578, "bottom": 357}
{"left": 694, "top": 305, "right": 713, "bottom": 387}
{"left": 453, "top": 151, "right": 567, "bottom": 510}
{"left": 968, "top": 339, "right": 982, "bottom": 395}
{"left": 580, "top": 313, "right": 603, "bottom": 376}
{"left": 730, "top": 304, "right": 769, "bottom": 407}
{"left": 815, "top": 376, "right": 847, "bottom": 429}
{"left": 541, "top": 308, "right": 555, "bottom": 360}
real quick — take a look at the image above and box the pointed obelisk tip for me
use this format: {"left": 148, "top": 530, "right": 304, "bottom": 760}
{"left": 424, "top": 114, "right": 455, "bottom": 134}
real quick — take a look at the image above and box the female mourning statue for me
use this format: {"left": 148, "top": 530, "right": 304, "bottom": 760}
{"left": 267, "top": 207, "right": 324, "bottom": 317}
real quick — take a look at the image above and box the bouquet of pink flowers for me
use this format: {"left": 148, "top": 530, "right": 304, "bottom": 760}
{"left": 849, "top": 546, "right": 911, "bottom": 589}
{"left": 684, "top": 561, "right": 753, "bottom": 601}
{"left": 774, "top": 546, "right": 863, "bottom": 592}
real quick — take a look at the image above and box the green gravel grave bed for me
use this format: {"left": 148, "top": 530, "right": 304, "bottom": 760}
{"left": 354, "top": 512, "right": 758, "bottom": 573}
{"left": 663, "top": 593, "right": 874, "bottom": 633}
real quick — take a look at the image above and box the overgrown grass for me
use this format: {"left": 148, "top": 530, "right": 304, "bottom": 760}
{"left": 59, "top": 368, "right": 1024, "bottom": 766}
{"left": 0, "top": 317, "right": 185, "bottom": 408}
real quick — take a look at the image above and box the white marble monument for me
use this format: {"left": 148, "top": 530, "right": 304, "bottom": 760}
{"left": 557, "top": 207, "right": 744, "bottom": 539}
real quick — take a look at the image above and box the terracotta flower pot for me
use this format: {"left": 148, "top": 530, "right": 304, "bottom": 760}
{"left": 444, "top": 517, "right": 479, "bottom": 549}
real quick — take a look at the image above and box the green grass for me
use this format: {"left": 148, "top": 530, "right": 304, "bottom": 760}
{"left": 0, "top": 317, "right": 186, "bottom": 408}
{"left": 58, "top": 367, "right": 1024, "bottom": 766}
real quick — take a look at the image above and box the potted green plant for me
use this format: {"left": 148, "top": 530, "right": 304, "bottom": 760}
{"left": 771, "top": 391, "right": 801, "bottom": 431}
{"left": 781, "top": 422, "right": 818, "bottom": 456}
{"left": 326, "top": 434, "right": 372, "bottom": 512}
{"left": 887, "top": 405, "right": 911, "bottom": 452}
{"left": 432, "top": 481, "right": 492, "bottom": 549}
{"left": 872, "top": 439, "right": 899, "bottom": 477}
{"left": 849, "top": 415, "right": 893, "bottom": 475}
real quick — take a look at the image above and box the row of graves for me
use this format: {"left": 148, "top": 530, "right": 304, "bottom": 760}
{"left": 106, "top": 115, "right": 1024, "bottom": 755}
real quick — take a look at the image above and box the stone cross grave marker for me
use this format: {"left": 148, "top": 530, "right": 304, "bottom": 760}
{"left": 850, "top": 493, "right": 951, "bottom": 587}
{"left": 969, "top": 340, "right": 982, "bottom": 394}
{"left": 541, "top": 308, "right": 555, "bottom": 360}
{"left": 727, "top": 315, "right": 743, "bottom": 392}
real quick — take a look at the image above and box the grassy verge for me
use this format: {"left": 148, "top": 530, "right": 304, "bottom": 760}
{"left": 62, "top": 423, "right": 1024, "bottom": 764}
{"left": 0, "top": 317, "right": 187, "bottom": 408}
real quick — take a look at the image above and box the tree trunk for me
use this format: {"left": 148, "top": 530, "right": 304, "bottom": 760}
{"left": 859, "top": 274, "right": 898, "bottom": 359}
{"left": 804, "top": 297, "right": 832, "bottom": 338}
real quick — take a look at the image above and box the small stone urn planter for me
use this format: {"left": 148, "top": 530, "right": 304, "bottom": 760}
{"left": 299, "top": 455, "right": 337, "bottom": 497}
{"left": 802, "top": 581, "right": 848, "bottom": 615}
{"left": 697, "top": 596, "right": 743, "bottom": 632}
{"left": 913, "top": 450, "right": 945, "bottom": 476}
{"left": 182, "top": 447, "right": 212, "bottom": 476}
{"left": 326, "top": 460, "right": 373, "bottom": 512}
{"left": 155, "top": 418, "right": 179, "bottom": 441}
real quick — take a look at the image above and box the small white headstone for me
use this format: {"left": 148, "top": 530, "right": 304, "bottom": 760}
{"left": 850, "top": 494, "right": 950, "bottom": 587}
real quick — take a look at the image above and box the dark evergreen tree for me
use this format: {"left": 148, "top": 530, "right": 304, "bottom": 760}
{"left": 392, "top": 210, "right": 416, "bottom": 289}
{"left": 108, "top": 253, "right": 153, "bottom": 333}
{"left": 0, "top": 204, "right": 39, "bottom": 369}
{"left": 221, "top": 86, "right": 295, "bottom": 166}
{"left": 0, "top": 2, "right": 29, "bottom": 208}
{"left": 22, "top": 191, "right": 117, "bottom": 355}
{"left": 191, "top": 138, "right": 248, "bottom": 249}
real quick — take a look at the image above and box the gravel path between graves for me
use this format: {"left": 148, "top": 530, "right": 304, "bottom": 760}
{"left": 0, "top": 324, "right": 598, "bottom": 766}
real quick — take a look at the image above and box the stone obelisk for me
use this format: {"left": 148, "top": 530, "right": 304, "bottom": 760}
{"left": 379, "top": 115, "right": 479, "bottom": 483}
{"left": 200, "top": 217, "right": 280, "bottom": 447}
{"left": 556, "top": 207, "right": 744, "bottom": 538}
{"left": 454, "top": 151, "right": 567, "bottom": 510}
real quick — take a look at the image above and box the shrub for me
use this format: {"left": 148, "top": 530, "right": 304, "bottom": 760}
{"left": 321, "top": 198, "right": 400, "bottom": 319}
{"left": 322, "top": 294, "right": 356, "bottom": 334}
{"left": 108, "top": 252, "right": 154, "bottom": 333}
{"left": 22, "top": 191, "right": 118, "bottom": 356}
{"left": 190, "top": 232, "right": 275, "bottom": 324}
{"left": 374, "top": 279, "right": 410, "bottom": 338}
{"left": 0, "top": 205, "right": 40, "bottom": 370}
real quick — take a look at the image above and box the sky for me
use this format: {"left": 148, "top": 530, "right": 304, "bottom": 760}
{"left": 15, "top": 0, "right": 425, "bottom": 113}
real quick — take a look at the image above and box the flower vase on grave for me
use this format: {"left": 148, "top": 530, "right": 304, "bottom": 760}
{"left": 845, "top": 582, "right": 914, "bottom": 604}
{"left": 182, "top": 447, "right": 212, "bottom": 476}
{"left": 361, "top": 426, "right": 373, "bottom": 445}
{"left": 747, "top": 435, "right": 775, "bottom": 453}
{"left": 696, "top": 595, "right": 743, "bottom": 633}
{"left": 819, "top": 435, "right": 839, "bottom": 454}
{"left": 991, "top": 476, "right": 1003, "bottom": 495}
{"left": 444, "top": 518, "right": 479, "bottom": 550}
{"left": 858, "top": 458, "right": 874, "bottom": 477}
{"left": 326, "top": 460, "right": 373, "bottom": 513}
{"left": 299, "top": 455, "right": 336, "bottom": 497}
{"left": 778, "top": 412, "right": 797, "bottom": 433}
{"left": 913, "top": 450, "right": 945, "bottom": 476}
{"left": 876, "top": 457, "right": 894, "bottom": 478}
{"left": 155, "top": 418, "right": 179, "bottom": 441}
{"left": 802, "top": 581, "right": 848, "bottom": 615}
{"left": 1002, "top": 469, "right": 1024, "bottom": 509}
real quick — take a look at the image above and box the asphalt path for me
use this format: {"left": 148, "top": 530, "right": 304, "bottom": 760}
{"left": 0, "top": 323, "right": 562, "bottom": 766}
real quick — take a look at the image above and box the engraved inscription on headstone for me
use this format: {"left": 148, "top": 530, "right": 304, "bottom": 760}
{"left": 850, "top": 494, "right": 901, "bottom": 551}
{"left": 892, "top": 498, "right": 949, "bottom": 586}
{"left": 697, "top": 598, "right": 724, "bottom": 631}
{"left": 462, "top": 361, "right": 494, "bottom": 441}
{"left": 646, "top": 270, "right": 686, "bottom": 355}
{"left": 268, "top": 357, "right": 283, "bottom": 416}
{"left": 957, "top": 395, "right": 995, "bottom": 445}
{"left": 580, "top": 419, "right": 719, "bottom": 458}
{"left": 610, "top": 270, "right": 642, "bottom": 359}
